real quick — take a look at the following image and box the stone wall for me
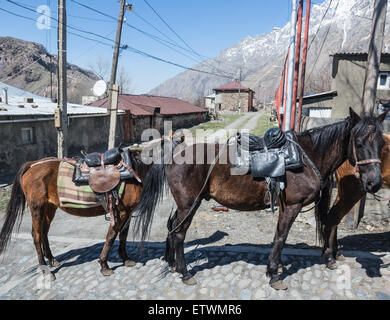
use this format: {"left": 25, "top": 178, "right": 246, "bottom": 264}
{"left": 0, "top": 114, "right": 124, "bottom": 176}
{"left": 218, "top": 92, "right": 250, "bottom": 111}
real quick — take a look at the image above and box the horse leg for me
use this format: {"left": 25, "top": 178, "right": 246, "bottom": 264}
{"left": 267, "top": 203, "right": 302, "bottom": 290}
{"left": 31, "top": 206, "right": 56, "bottom": 281}
{"left": 98, "top": 224, "right": 119, "bottom": 276}
{"left": 41, "top": 205, "right": 61, "bottom": 268}
{"left": 173, "top": 205, "right": 199, "bottom": 286}
{"left": 332, "top": 227, "right": 345, "bottom": 261}
{"left": 117, "top": 214, "right": 135, "bottom": 267}
{"left": 164, "top": 210, "right": 178, "bottom": 272}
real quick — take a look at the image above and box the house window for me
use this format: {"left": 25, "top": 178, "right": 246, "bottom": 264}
{"left": 21, "top": 127, "right": 33, "bottom": 144}
{"left": 378, "top": 72, "right": 390, "bottom": 89}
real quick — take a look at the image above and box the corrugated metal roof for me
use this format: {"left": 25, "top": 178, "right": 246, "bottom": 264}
{"left": 0, "top": 84, "right": 108, "bottom": 116}
{"left": 213, "top": 81, "right": 253, "bottom": 92}
{"left": 89, "top": 94, "right": 208, "bottom": 116}
{"left": 331, "top": 52, "right": 390, "bottom": 58}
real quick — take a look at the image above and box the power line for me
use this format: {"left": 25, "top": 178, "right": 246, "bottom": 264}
{"left": 306, "top": 0, "right": 340, "bottom": 82}
{"left": 141, "top": 0, "right": 235, "bottom": 79}
{"left": 7, "top": 0, "right": 116, "bottom": 44}
{"left": 70, "top": 0, "right": 236, "bottom": 79}
{"left": 0, "top": 6, "right": 237, "bottom": 82}
{"left": 307, "top": 0, "right": 334, "bottom": 54}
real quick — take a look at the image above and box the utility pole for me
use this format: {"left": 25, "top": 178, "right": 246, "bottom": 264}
{"left": 108, "top": 0, "right": 131, "bottom": 149}
{"left": 238, "top": 67, "right": 242, "bottom": 114}
{"left": 296, "top": 0, "right": 311, "bottom": 132}
{"left": 49, "top": 54, "right": 53, "bottom": 102}
{"left": 361, "top": 0, "right": 388, "bottom": 115}
{"left": 283, "top": 0, "right": 298, "bottom": 131}
{"left": 291, "top": 0, "right": 303, "bottom": 130}
{"left": 56, "top": 0, "right": 67, "bottom": 158}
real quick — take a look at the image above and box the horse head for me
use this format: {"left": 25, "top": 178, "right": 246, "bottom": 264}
{"left": 347, "top": 107, "right": 388, "bottom": 193}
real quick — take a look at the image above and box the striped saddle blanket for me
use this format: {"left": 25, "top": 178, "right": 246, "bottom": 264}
{"left": 57, "top": 161, "right": 124, "bottom": 209}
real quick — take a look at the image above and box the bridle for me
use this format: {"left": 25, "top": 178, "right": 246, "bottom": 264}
{"left": 351, "top": 135, "right": 381, "bottom": 179}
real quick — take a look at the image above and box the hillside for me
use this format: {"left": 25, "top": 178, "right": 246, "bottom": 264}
{"left": 149, "top": 0, "right": 390, "bottom": 103}
{"left": 0, "top": 36, "right": 99, "bottom": 104}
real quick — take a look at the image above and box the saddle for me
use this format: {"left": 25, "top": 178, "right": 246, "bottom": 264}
{"left": 236, "top": 128, "right": 303, "bottom": 178}
{"left": 67, "top": 146, "right": 141, "bottom": 226}
{"left": 235, "top": 127, "right": 304, "bottom": 212}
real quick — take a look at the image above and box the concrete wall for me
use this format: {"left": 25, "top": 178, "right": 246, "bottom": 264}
{"left": 331, "top": 56, "right": 390, "bottom": 118}
{"left": 0, "top": 115, "right": 124, "bottom": 176}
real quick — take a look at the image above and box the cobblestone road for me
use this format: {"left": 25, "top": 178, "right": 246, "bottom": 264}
{"left": 1, "top": 218, "right": 390, "bottom": 300}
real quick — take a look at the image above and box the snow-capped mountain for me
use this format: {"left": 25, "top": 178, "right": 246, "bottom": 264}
{"left": 149, "top": 0, "right": 389, "bottom": 103}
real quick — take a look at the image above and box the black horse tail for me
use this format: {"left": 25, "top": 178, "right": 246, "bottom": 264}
{"left": 133, "top": 163, "right": 167, "bottom": 242}
{"left": 314, "top": 175, "right": 334, "bottom": 245}
{"left": 0, "top": 163, "right": 30, "bottom": 255}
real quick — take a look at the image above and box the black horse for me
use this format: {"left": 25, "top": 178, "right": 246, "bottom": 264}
{"left": 133, "top": 108, "right": 387, "bottom": 290}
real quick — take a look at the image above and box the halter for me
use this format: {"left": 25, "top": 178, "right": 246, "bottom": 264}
{"left": 352, "top": 136, "right": 381, "bottom": 179}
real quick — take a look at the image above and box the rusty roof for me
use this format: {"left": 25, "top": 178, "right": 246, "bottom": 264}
{"left": 213, "top": 81, "right": 253, "bottom": 92}
{"left": 331, "top": 52, "right": 390, "bottom": 59}
{"left": 89, "top": 94, "right": 207, "bottom": 116}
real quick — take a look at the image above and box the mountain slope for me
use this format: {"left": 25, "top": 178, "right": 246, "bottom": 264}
{"left": 0, "top": 37, "right": 99, "bottom": 103}
{"left": 149, "top": 0, "right": 389, "bottom": 102}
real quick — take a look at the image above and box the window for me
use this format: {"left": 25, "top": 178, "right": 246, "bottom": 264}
{"left": 21, "top": 127, "right": 33, "bottom": 144}
{"left": 378, "top": 72, "right": 390, "bottom": 90}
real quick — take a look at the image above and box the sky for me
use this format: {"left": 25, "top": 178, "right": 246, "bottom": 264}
{"left": 0, "top": 0, "right": 325, "bottom": 94}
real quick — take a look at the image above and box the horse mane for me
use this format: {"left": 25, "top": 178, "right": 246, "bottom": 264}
{"left": 298, "top": 118, "right": 352, "bottom": 154}
{"left": 350, "top": 115, "right": 384, "bottom": 139}
{"left": 128, "top": 149, "right": 150, "bottom": 181}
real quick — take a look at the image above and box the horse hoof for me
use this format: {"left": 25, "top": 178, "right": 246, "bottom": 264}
{"left": 169, "top": 266, "right": 176, "bottom": 273}
{"left": 44, "top": 272, "right": 56, "bottom": 282}
{"left": 278, "top": 266, "right": 285, "bottom": 274}
{"left": 326, "top": 262, "right": 338, "bottom": 270}
{"left": 49, "top": 259, "right": 62, "bottom": 268}
{"left": 270, "top": 280, "right": 288, "bottom": 290}
{"left": 101, "top": 268, "right": 114, "bottom": 276}
{"left": 336, "top": 253, "right": 345, "bottom": 261}
{"left": 183, "top": 277, "right": 197, "bottom": 286}
{"left": 124, "top": 260, "right": 136, "bottom": 267}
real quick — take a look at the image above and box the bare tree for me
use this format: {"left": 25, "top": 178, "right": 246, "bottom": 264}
{"left": 88, "top": 57, "right": 110, "bottom": 82}
{"left": 118, "top": 65, "right": 133, "bottom": 94}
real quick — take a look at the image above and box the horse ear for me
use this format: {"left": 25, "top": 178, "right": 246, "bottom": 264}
{"left": 349, "top": 107, "right": 361, "bottom": 125}
{"left": 377, "top": 109, "right": 390, "bottom": 123}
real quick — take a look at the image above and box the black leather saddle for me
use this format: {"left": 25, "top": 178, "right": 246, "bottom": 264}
{"left": 235, "top": 128, "right": 303, "bottom": 178}
{"left": 72, "top": 147, "right": 137, "bottom": 186}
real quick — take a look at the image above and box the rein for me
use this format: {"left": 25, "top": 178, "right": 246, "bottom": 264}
{"left": 168, "top": 137, "right": 233, "bottom": 235}
{"left": 352, "top": 137, "right": 381, "bottom": 179}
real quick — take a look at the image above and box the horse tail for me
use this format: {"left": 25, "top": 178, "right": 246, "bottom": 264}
{"left": 0, "top": 162, "right": 30, "bottom": 255}
{"left": 314, "top": 175, "right": 334, "bottom": 245}
{"left": 133, "top": 162, "right": 167, "bottom": 242}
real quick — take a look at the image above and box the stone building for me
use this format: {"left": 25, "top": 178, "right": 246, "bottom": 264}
{"left": 301, "top": 52, "right": 390, "bottom": 119}
{"left": 0, "top": 83, "right": 117, "bottom": 177}
{"left": 213, "top": 81, "right": 255, "bottom": 112}
{"left": 89, "top": 94, "right": 209, "bottom": 142}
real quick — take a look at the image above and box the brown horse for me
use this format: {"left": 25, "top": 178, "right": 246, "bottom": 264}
{"left": 0, "top": 149, "right": 150, "bottom": 281}
{"left": 133, "top": 109, "right": 387, "bottom": 290}
{"left": 317, "top": 134, "right": 390, "bottom": 269}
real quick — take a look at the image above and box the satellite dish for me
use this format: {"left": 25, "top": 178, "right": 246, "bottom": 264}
{"left": 93, "top": 80, "right": 107, "bottom": 97}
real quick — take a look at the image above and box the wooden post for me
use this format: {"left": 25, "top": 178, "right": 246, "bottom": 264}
{"left": 361, "top": 0, "right": 388, "bottom": 115}
{"left": 107, "top": 0, "right": 126, "bottom": 148}
{"left": 344, "top": 195, "right": 366, "bottom": 229}
{"left": 296, "top": 0, "right": 311, "bottom": 132}
{"left": 290, "top": 0, "right": 303, "bottom": 130}
{"left": 57, "top": 0, "right": 67, "bottom": 158}
{"left": 108, "top": 84, "right": 119, "bottom": 149}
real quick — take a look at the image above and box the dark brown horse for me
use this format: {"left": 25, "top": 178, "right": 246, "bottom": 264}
{"left": 133, "top": 108, "right": 387, "bottom": 290}
{"left": 0, "top": 149, "right": 149, "bottom": 281}
{"left": 317, "top": 134, "right": 390, "bottom": 269}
